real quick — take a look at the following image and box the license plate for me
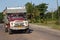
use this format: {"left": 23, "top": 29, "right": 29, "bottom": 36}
{"left": 18, "top": 26, "right": 22, "bottom": 28}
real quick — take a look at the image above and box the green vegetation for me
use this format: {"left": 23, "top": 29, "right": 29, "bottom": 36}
{"left": 0, "top": 12, "right": 4, "bottom": 23}
{"left": 25, "top": 2, "right": 60, "bottom": 30}
{"left": 25, "top": 2, "right": 48, "bottom": 23}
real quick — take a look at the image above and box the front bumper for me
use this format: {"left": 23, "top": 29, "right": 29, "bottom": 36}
{"left": 10, "top": 26, "right": 29, "bottom": 30}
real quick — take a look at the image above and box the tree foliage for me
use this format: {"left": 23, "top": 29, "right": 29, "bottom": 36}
{"left": 25, "top": 2, "right": 34, "bottom": 21}
{"left": 25, "top": 2, "right": 48, "bottom": 23}
{"left": 0, "top": 12, "right": 3, "bottom": 23}
{"left": 36, "top": 3, "right": 48, "bottom": 23}
{"left": 36, "top": 3, "right": 48, "bottom": 13}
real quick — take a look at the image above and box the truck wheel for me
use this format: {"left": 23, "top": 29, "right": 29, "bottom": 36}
{"left": 8, "top": 29, "right": 12, "bottom": 34}
{"left": 26, "top": 28, "right": 30, "bottom": 33}
{"left": 5, "top": 28, "right": 8, "bottom": 32}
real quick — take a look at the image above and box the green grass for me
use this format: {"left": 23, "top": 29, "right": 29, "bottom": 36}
{"left": 51, "top": 24, "right": 60, "bottom": 30}
{"left": 32, "top": 20, "right": 60, "bottom": 30}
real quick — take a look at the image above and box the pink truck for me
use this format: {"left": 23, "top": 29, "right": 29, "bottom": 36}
{"left": 3, "top": 7, "right": 29, "bottom": 34}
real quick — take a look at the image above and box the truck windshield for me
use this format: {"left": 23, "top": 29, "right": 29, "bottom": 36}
{"left": 7, "top": 13, "right": 26, "bottom": 19}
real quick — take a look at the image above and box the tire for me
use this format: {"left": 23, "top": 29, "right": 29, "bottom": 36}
{"left": 5, "top": 28, "right": 8, "bottom": 32}
{"left": 8, "top": 29, "right": 12, "bottom": 34}
{"left": 25, "top": 28, "right": 30, "bottom": 33}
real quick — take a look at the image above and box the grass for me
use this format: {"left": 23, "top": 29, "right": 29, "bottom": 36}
{"left": 32, "top": 20, "right": 60, "bottom": 30}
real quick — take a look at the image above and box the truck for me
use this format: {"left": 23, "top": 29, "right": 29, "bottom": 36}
{"left": 3, "top": 7, "right": 29, "bottom": 34}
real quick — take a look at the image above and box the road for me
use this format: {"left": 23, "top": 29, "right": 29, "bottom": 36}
{"left": 0, "top": 24, "right": 60, "bottom": 40}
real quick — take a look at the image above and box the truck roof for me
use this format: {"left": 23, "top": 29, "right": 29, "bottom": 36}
{"left": 3, "top": 7, "right": 26, "bottom": 14}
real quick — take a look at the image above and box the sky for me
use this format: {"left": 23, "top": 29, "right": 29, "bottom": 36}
{"left": 0, "top": 0, "right": 60, "bottom": 12}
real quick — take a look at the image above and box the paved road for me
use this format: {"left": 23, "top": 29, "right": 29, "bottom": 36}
{"left": 0, "top": 24, "right": 60, "bottom": 40}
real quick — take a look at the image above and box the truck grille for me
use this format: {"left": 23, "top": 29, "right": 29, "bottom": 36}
{"left": 14, "top": 23, "right": 24, "bottom": 27}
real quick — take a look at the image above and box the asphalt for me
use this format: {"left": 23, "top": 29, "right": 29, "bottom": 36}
{"left": 0, "top": 24, "right": 60, "bottom": 40}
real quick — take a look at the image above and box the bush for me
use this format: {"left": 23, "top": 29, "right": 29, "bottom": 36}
{"left": 0, "top": 12, "right": 4, "bottom": 23}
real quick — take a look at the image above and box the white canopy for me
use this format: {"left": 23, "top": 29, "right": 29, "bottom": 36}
{"left": 6, "top": 7, "right": 26, "bottom": 13}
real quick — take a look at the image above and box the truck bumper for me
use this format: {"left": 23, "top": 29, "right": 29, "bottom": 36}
{"left": 10, "top": 27, "right": 29, "bottom": 30}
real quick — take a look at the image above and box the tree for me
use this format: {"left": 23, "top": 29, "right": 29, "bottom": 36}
{"left": 0, "top": 12, "right": 3, "bottom": 23}
{"left": 25, "top": 2, "right": 34, "bottom": 22}
{"left": 36, "top": 3, "right": 48, "bottom": 23}
{"left": 33, "top": 6, "right": 40, "bottom": 22}
{"left": 46, "top": 12, "right": 52, "bottom": 20}
{"left": 57, "top": 6, "right": 60, "bottom": 24}
{"left": 25, "top": 2, "right": 48, "bottom": 23}
{"left": 53, "top": 6, "right": 60, "bottom": 24}
{"left": 36, "top": 3, "right": 48, "bottom": 13}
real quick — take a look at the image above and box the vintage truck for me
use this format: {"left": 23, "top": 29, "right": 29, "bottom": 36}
{"left": 3, "top": 7, "right": 29, "bottom": 34}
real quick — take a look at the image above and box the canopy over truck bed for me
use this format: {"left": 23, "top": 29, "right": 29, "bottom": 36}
{"left": 3, "top": 7, "right": 26, "bottom": 15}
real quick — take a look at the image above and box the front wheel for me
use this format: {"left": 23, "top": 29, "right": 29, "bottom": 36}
{"left": 8, "top": 29, "right": 12, "bottom": 34}
{"left": 25, "top": 28, "right": 30, "bottom": 33}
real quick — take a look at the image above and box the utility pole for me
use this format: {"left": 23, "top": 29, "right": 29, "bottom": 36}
{"left": 51, "top": 9, "right": 54, "bottom": 20}
{"left": 56, "top": 0, "right": 60, "bottom": 24}
{"left": 57, "top": 0, "right": 58, "bottom": 18}
{"left": 30, "top": 0, "right": 33, "bottom": 23}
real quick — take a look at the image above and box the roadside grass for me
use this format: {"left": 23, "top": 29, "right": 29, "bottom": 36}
{"left": 32, "top": 20, "right": 60, "bottom": 30}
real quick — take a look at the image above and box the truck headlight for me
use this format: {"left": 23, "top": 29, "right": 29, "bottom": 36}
{"left": 24, "top": 21, "right": 28, "bottom": 26}
{"left": 10, "top": 22, "right": 14, "bottom": 26}
{"left": 25, "top": 22, "right": 28, "bottom": 25}
{"left": 11, "top": 23, "right": 13, "bottom": 25}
